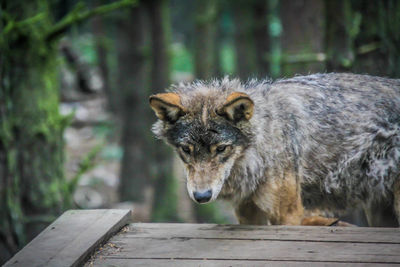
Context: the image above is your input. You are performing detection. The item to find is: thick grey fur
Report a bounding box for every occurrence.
[152,73,400,218]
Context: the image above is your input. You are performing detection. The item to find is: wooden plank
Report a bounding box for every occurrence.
[127,223,400,244]
[91,258,389,267]
[88,223,400,266]
[104,237,400,264]
[4,209,131,267]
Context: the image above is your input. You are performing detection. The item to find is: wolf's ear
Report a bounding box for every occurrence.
[217,92,254,123]
[149,93,187,123]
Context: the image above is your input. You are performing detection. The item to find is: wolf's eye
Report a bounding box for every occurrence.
[216,145,227,153]
[181,145,191,154]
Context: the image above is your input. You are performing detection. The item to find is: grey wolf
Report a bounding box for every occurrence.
[149,73,400,226]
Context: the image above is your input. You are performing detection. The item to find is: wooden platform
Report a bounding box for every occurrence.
[4,209,400,266]
[90,223,400,266]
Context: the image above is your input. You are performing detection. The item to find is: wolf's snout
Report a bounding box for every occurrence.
[193,190,212,203]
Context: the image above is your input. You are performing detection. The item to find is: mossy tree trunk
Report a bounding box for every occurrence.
[0,0,135,263]
[0,0,70,262]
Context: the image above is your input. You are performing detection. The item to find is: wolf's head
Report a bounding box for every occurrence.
[149,84,254,204]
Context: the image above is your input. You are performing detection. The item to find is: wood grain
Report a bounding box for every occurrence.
[126,223,400,243]
[4,209,131,267]
[105,237,400,263]
[92,258,390,267]
[88,223,400,266]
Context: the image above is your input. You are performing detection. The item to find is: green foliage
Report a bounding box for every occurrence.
[171,43,193,73]
[47,0,138,41]
[68,144,104,194]
[220,43,235,74]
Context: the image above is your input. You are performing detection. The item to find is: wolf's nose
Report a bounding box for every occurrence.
[193,190,212,203]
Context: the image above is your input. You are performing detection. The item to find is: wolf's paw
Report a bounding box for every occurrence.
[301,216,356,227]
[329,220,357,227]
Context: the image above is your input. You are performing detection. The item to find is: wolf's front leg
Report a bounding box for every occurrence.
[235,198,343,226]
[234,200,271,225]
[250,176,305,225]
[250,175,343,226]
[394,179,400,227]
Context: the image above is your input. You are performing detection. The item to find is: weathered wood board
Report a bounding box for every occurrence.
[90,223,400,266]
[89,259,391,267]
[127,223,400,243]
[4,209,131,267]
[4,211,399,267]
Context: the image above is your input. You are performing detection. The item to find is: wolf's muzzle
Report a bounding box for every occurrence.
[193,190,212,203]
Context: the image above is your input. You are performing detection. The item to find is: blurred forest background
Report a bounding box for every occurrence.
[1,0,400,263]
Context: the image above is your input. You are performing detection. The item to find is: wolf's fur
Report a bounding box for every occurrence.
[150,73,400,226]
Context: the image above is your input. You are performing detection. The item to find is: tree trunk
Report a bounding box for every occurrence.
[145,0,180,222]
[194,0,218,80]
[212,10,223,78]
[92,0,114,112]
[117,5,150,203]
[326,0,400,77]
[351,0,400,78]
[232,0,257,80]
[1,0,136,263]
[325,0,354,72]
[268,0,282,78]
[232,0,270,80]
[280,0,325,76]
[0,1,70,263]
[146,0,170,92]
[252,0,270,78]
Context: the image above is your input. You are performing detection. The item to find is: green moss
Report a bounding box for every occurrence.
[0,0,137,256]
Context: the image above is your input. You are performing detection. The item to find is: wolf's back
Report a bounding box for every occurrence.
[260,73,400,210]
